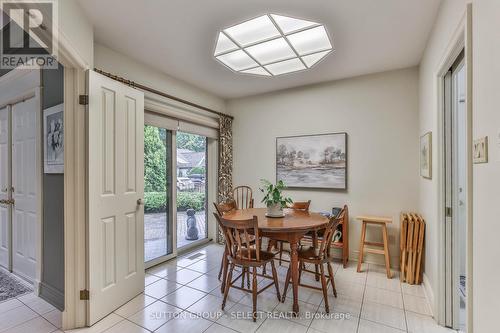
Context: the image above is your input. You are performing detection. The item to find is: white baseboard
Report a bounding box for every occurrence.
[422,273,435,317]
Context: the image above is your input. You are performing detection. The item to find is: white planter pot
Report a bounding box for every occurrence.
[267,203,283,217]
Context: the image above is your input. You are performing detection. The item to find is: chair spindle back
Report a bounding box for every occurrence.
[214,213,260,262]
[233,186,254,209]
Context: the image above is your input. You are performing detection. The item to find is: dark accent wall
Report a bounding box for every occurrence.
[39,65,65,310]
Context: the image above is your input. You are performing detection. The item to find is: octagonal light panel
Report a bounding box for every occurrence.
[214,14,333,76]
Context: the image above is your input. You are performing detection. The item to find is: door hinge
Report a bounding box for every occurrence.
[79,94,89,105]
[80,289,90,300]
[445,207,452,217]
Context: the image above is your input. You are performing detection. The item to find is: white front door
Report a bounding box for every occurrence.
[11,94,40,281]
[0,106,11,269]
[87,70,145,325]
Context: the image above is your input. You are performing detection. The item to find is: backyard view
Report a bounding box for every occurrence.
[144,126,207,262]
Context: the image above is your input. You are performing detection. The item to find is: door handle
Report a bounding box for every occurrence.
[0,199,14,205]
[137,198,144,206]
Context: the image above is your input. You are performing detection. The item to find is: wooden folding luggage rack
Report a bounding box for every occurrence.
[400,213,425,284]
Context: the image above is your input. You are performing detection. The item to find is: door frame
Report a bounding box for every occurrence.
[435,4,473,332]
[0,69,42,288]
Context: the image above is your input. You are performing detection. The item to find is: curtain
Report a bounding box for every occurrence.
[217,114,233,243]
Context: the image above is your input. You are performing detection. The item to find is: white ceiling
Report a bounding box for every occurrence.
[78,0,441,99]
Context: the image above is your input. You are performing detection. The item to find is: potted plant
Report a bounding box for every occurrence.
[259,179,293,217]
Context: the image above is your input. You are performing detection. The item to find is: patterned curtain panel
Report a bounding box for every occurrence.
[217,114,233,243]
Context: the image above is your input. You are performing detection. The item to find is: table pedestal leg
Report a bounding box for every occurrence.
[290,237,299,315]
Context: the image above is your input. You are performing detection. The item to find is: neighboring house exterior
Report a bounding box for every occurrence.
[177,148,206,177]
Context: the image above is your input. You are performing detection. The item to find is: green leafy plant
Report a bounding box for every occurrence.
[259,179,293,208]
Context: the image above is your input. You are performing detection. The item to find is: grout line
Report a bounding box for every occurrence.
[355,264,368,333]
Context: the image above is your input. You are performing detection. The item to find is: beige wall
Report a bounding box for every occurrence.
[227,68,419,267]
[417,0,469,315]
[472,0,500,331]
[94,44,226,113]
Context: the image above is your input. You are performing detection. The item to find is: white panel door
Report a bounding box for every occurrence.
[87,71,145,325]
[11,95,40,281]
[0,106,11,269]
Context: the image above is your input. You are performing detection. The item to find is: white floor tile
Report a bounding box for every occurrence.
[162,286,207,309]
[319,294,362,317]
[358,319,405,333]
[333,277,365,301]
[403,293,432,316]
[65,313,123,333]
[0,298,24,313]
[127,300,182,331]
[0,305,38,331]
[154,311,212,333]
[238,289,280,312]
[146,263,180,278]
[187,274,221,293]
[402,283,427,297]
[145,274,161,286]
[216,303,266,333]
[209,285,246,304]
[256,318,308,333]
[309,311,359,333]
[273,299,319,327]
[285,286,325,306]
[42,310,62,329]
[361,301,406,331]
[175,257,203,268]
[188,259,220,274]
[187,294,235,321]
[204,323,239,333]
[114,294,156,318]
[22,297,57,315]
[406,311,456,333]
[144,279,182,299]
[364,286,403,309]
[101,319,148,333]
[2,316,57,333]
[165,268,203,284]
[366,273,402,292]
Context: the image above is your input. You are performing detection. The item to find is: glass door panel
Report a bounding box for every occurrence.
[176,132,208,249]
[144,125,173,262]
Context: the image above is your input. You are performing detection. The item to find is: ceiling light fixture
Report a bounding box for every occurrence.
[214,14,333,76]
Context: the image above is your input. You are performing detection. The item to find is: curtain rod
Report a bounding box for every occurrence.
[94,68,233,120]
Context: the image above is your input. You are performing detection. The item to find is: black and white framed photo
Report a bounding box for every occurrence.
[44,104,64,174]
[276,132,347,190]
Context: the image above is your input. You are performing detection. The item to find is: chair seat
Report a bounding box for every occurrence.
[233,248,275,263]
[297,246,322,260]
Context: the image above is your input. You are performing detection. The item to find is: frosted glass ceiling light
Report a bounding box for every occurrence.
[214,14,333,76]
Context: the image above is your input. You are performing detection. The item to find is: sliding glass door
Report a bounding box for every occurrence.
[144,124,173,263]
[176,132,208,249]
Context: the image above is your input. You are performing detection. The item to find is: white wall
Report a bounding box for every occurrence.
[417,0,469,315]
[228,68,419,266]
[94,44,226,113]
[472,1,500,331]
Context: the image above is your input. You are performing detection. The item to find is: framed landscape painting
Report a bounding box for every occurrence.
[276,133,347,189]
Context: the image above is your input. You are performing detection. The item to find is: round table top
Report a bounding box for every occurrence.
[222,207,329,232]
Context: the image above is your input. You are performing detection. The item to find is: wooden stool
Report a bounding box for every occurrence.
[356,215,392,278]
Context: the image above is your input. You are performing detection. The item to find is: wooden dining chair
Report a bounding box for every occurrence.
[269,201,311,266]
[214,200,255,292]
[282,214,341,313]
[233,185,254,209]
[214,213,281,321]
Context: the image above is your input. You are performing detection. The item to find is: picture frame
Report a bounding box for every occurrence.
[420,132,432,179]
[276,132,347,190]
[44,103,64,174]
[473,136,488,164]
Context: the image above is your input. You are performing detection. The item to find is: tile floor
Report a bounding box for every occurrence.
[0,243,457,333]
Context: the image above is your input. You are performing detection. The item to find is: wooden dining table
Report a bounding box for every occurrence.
[221,207,329,314]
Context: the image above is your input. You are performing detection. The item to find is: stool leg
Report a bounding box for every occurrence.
[382,224,392,278]
[357,221,367,273]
